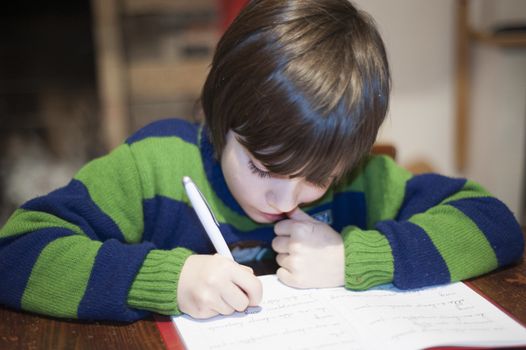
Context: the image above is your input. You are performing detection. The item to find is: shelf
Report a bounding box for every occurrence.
[471,31,526,47]
[92,0,219,149]
[455,0,526,171]
[128,59,211,102]
[122,0,216,15]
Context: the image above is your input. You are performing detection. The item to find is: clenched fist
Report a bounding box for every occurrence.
[272,208,344,288]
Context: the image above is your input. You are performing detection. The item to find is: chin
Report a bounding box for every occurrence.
[248,213,272,224]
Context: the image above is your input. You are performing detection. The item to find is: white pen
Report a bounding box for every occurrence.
[182,176,234,260]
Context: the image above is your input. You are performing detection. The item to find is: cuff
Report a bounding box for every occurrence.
[342,226,394,290]
[128,247,193,315]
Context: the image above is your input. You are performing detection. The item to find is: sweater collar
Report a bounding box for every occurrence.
[199,125,246,216]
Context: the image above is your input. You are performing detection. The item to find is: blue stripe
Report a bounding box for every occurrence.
[397,174,466,221]
[142,191,369,256]
[142,196,276,254]
[448,197,524,266]
[78,239,154,321]
[376,220,450,289]
[308,191,366,231]
[200,126,246,215]
[126,118,199,145]
[143,196,216,253]
[0,228,72,309]
[21,180,125,242]
[332,191,366,231]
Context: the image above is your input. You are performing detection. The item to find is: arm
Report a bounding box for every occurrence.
[272,155,523,291]
[343,155,524,290]
[0,134,262,321]
[0,144,191,321]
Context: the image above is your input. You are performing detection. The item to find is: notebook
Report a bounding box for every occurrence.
[163,275,526,350]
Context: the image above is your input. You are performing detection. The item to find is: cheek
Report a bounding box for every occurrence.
[225,159,261,199]
[241,175,268,199]
[301,187,328,204]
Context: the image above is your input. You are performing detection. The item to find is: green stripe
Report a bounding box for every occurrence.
[342,227,394,290]
[21,235,101,318]
[75,144,144,243]
[130,137,265,232]
[342,156,412,229]
[129,137,196,201]
[409,205,498,281]
[0,209,83,239]
[441,179,492,205]
[128,248,193,315]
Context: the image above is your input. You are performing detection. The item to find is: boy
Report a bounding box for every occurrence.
[0,0,523,322]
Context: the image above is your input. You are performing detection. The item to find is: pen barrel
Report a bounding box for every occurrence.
[201,224,233,260]
[183,177,234,260]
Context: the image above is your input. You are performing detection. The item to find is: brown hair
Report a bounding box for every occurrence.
[202,0,390,186]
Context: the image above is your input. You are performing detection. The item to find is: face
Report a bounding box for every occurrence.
[221,131,333,223]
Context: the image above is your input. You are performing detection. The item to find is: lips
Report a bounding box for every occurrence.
[260,211,286,222]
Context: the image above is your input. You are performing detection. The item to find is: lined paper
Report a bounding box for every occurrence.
[172,275,526,350]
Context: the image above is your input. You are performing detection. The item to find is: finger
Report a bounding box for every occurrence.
[274,219,296,236]
[287,207,315,222]
[272,236,290,253]
[221,283,250,312]
[231,267,263,306]
[275,253,292,270]
[276,253,301,273]
[240,264,254,274]
[276,267,300,288]
[212,297,236,316]
[188,301,221,319]
[191,308,218,319]
[275,220,314,241]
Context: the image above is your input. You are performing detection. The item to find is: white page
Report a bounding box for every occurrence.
[172,275,526,350]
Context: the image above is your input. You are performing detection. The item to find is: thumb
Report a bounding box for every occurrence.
[287,207,315,222]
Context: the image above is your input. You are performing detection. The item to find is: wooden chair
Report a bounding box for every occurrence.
[372,143,436,174]
[371,144,397,160]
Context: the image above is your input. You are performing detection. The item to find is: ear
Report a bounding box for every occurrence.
[287,208,316,222]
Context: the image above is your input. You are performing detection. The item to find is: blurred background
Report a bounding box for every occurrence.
[0,0,524,225]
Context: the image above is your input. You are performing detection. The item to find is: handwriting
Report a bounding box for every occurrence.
[173,276,526,350]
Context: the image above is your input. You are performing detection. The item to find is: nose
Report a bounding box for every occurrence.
[265,179,300,213]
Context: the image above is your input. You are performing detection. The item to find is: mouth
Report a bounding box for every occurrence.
[259,211,286,222]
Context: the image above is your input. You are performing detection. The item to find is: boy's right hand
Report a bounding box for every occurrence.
[177,254,262,319]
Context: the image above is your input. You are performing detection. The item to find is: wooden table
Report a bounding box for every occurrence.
[1,230,525,350]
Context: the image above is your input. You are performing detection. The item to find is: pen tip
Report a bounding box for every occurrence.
[182,176,191,184]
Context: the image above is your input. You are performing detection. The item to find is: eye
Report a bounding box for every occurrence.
[248,160,272,179]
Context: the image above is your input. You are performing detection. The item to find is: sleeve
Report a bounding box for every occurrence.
[0,144,192,321]
[341,155,525,291]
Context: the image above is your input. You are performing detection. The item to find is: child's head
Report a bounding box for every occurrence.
[202,0,389,219]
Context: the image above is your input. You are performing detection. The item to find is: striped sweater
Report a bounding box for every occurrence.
[0,119,523,322]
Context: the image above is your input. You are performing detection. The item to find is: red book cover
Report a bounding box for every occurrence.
[155,314,185,350]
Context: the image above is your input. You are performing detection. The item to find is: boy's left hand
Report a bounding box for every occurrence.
[272,208,344,289]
